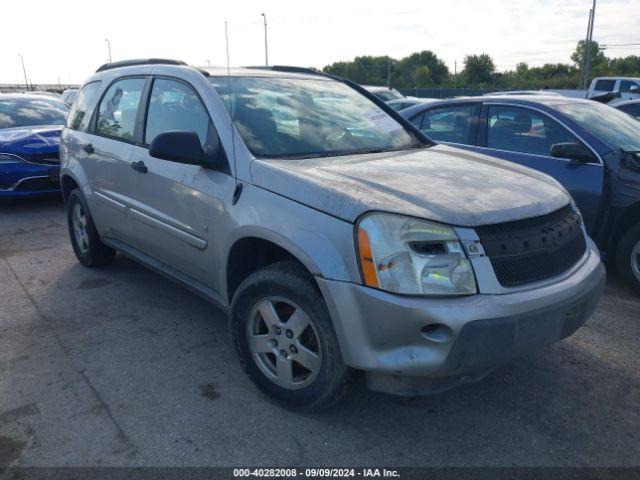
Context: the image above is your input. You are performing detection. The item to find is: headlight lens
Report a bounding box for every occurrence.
[357,212,477,295]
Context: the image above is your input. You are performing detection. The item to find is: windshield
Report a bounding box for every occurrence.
[555,101,640,152]
[0,97,69,129]
[210,76,421,158]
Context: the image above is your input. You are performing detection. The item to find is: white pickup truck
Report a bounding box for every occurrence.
[588,77,640,103]
[550,77,640,104]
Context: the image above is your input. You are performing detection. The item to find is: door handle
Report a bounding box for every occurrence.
[130,160,148,174]
[83,143,94,154]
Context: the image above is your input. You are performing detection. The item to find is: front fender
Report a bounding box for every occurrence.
[219,183,362,298]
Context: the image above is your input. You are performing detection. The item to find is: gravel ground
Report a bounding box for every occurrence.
[0,196,638,467]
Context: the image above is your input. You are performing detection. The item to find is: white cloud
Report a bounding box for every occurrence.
[1,0,638,84]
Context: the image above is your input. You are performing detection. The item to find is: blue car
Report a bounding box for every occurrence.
[0,93,69,197]
[401,95,640,294]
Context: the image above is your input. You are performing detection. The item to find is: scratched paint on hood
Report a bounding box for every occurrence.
[0,126,62,155]
[250,144,571,226]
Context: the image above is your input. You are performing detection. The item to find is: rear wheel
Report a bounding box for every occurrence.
[67,189,116,267]
[616,222,640,295]
[230,261,354,411]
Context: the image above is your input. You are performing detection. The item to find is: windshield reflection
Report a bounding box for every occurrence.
[210,76,422,158]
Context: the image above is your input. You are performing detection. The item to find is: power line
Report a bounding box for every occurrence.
[601,42,640,47]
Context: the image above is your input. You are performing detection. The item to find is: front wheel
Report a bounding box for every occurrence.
[616,222,640,296]
[230,261,354,411]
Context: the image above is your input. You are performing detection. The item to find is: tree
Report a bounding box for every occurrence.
[571,40,609,76]
[320,45,634,92]
[394,51,449,87]
[515,62,529,78]
[609,56,640,76]
[462,54,496,86]
[323,55,391,85]
[411,65,431,87]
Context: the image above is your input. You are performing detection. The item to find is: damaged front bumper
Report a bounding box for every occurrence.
[316,239,606,396]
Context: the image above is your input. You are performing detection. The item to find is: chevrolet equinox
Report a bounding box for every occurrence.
[60,59,606,410]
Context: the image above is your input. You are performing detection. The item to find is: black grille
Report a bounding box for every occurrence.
[476,205,586,287]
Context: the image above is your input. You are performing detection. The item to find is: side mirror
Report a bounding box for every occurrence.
[149,131,212,166]
[630,85,640,94]
[550,142,596,163]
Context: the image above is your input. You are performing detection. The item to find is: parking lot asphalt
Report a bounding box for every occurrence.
[0,196,639,467]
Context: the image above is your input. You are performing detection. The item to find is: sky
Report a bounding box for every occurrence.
[2,0,639,85]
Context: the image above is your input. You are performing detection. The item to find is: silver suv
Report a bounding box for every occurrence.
[60,59,606,410]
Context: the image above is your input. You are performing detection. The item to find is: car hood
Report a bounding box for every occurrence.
[250,144,571,226]
[0,126,62,155]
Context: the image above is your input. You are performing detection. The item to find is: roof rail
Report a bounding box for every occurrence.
[95,58,187,73]
[245,65,322,76]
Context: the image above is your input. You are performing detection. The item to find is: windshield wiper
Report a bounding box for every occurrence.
[257,144,426,160]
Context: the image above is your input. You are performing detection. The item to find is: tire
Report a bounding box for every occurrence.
[615,222,640,296]
[230,261,354,411]
[67,189,116,267]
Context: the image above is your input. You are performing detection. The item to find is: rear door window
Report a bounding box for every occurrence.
[420,104,477,145]
[95,78,145,141]
[486,105,581,157]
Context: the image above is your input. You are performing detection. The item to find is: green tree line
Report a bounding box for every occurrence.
[322,41,640,90]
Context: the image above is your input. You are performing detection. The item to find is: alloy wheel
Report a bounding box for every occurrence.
[72,203,90,254]
[247,296,322,390]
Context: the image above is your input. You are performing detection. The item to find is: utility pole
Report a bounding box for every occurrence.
[261,13,269,66]
[581,0,597,89]
[105,38,112,63]
[454,60,457,89]
[18,54,29,91]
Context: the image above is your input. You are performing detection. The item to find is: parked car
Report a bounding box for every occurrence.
[0,93,69,197]
[60,60,605,410]
[362,85,404,101]
[588,77,640,103]
[28,91,63,98]
[401,95,640,293]
[616,99,640,120]
[387,97,437,111]
[61,88,79,106]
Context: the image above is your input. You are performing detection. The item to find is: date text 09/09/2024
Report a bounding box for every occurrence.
[233,468,400,478]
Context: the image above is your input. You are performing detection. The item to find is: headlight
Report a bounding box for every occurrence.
[356,212,477,295]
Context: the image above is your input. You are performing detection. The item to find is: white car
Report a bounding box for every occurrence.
[362,85,404,102]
